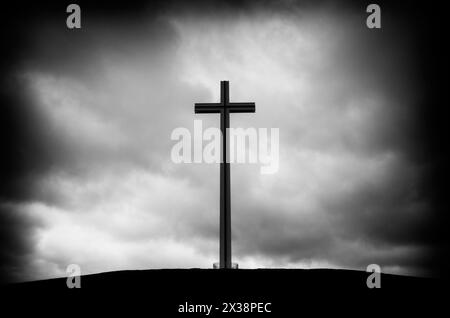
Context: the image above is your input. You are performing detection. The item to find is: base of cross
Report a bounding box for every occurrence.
[213,263,239,269]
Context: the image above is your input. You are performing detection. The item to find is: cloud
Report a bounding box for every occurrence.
[3,170,216,281]
[0,1,438,281]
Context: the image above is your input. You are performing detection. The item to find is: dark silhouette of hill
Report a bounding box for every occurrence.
[1,268,446,316]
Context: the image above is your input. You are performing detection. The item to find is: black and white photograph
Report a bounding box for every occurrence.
[0,0,448,315]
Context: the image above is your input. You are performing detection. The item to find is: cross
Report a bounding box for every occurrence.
[195,81,255,269]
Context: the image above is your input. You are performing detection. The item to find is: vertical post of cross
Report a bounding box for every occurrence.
[220,81,231,268]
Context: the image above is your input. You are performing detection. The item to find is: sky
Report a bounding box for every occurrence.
[0,1,448,282]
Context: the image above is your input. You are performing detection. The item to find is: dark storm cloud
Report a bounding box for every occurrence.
[231,161,431,256]
[1,0,447,281]
[6,6,189,184]
[0,0,178,282]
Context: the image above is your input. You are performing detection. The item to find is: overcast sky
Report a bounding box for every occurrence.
[0,1,444,282]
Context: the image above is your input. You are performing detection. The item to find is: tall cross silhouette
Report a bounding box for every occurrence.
[195,81,255,269]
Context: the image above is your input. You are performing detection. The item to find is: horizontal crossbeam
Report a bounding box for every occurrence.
[194,102,255,114]
[194,103,222,113]
[228,103,255,113]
